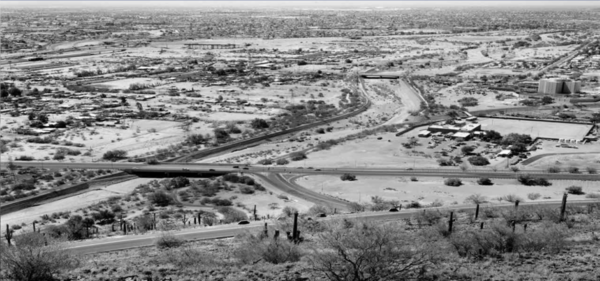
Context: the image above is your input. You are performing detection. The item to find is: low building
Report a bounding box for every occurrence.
[418,130,431,137]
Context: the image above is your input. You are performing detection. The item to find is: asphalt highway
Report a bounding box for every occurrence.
[64,199,600,255]
[7,161,600,181]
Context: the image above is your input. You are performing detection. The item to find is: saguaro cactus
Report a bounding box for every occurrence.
[448,212,454,233]
[292,212,299,242]
[560,193,568,222]
[5,224,13,246]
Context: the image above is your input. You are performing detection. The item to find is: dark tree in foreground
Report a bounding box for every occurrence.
[0,232,79,281]
[307,220,438,281]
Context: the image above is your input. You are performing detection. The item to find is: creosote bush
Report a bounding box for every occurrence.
[444,178,462,186]
[566,186,584,195]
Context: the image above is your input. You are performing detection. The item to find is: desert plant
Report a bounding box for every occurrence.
[1,232,79,280]
[586,167,597,174]
[547,166,561,173]
[468,156,490,166]
[307,220,437,280]
[527,193,542,200]
[585,193,600,199]
[444,178,462,186]
[340,173,357,181]
[276,158,289,165]
[477,178,493,185]
[155,232,184,249]
[567,166,580,174]
[464,194,487,205]
[565,186,584,195]
[502,194,524,203]
[282,206,299,217]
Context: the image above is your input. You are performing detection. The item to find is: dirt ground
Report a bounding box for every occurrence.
[295,175,600,206]
[0,178,157,226]
[478,117,593,141]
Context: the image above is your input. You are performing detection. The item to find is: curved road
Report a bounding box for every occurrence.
[63,199,599,255]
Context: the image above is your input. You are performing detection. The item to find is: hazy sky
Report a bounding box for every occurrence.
[3,1,600,9]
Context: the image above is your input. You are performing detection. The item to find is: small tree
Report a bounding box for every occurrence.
[567,166,580,174]
[276,158,289,165]
[461,146,475,155]
[464,194,487,204]
[307,220,436,280]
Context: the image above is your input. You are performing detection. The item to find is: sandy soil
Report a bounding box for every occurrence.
[478,117,593,140]
[295,175,600,206]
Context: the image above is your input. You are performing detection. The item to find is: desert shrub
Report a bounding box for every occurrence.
[102,150,127,161]
[53,153,66,160]
[567,166,580,174]
[449,222,568,258]
[468,156,490,166]
[257,158,273,165]
[340,173,357,181]
[410,176,418,181]
[444,178,462,186]
[586,167,597,174]
[307,205,330,215]
[16,155,35,161]
[276,158,289,165]
[585,193,600,199]
[255,184,266,192]
[477,178,493,185]
[289,151,307,161]
[412,210,444,226]
[527,193,542,200]
[307,220,436,280]
[155,232,184,249]
[438,158,454,166]
[464,194,487,205]
[458,97,478,107]
[239,186,255,194]
[234,232,303,264]
[218,206,248,223]
[502,194,524,203]
[282,206,299,217]
[565,186,584,195]
[149,190,174,207]
[517,174,551,186]
[1,232,79,280]
[547,166,561,173]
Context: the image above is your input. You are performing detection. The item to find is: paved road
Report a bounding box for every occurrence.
[7,161,600,181]
[64,199,599,255]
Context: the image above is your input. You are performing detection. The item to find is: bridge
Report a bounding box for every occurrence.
[184,43,237,50]
[359,74,400,79]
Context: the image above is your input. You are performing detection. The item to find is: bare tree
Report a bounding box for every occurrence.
[1,232,79,281]
[307,220,436,281]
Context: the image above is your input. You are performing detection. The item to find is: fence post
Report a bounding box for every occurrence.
[33,221,36,233]
[523,223,528,233]
[274,230,280,240]
[514,200,519,211]
[512,221,516,233]
[560,193,568,222]
[153,212,157,230]
[253,205,257,221]
[448,212,454,233]
[480,222,484,230]
[292,212,299,242]
[475,204,480,220]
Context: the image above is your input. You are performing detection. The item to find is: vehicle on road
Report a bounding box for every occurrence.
[315,168,321,171]
[238,220,250,225]
[242,167,249,170]
[182,168,190,171]
[208,169,216,172]
[233,165,239,168]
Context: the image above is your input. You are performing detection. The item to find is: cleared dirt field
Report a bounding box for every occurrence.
[478,118,593,140]
[295,175,600,206]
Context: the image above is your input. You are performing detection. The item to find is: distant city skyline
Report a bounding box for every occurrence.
[3,1,600,9]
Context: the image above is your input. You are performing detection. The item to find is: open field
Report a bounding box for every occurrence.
[478,118,593,140]
[295,174,600,206]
